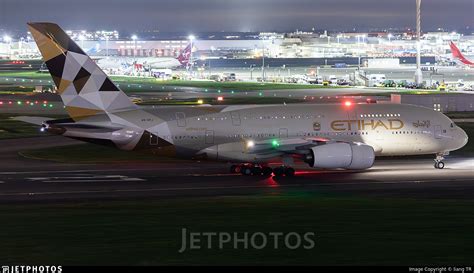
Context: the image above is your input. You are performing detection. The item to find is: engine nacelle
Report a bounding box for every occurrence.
[306,143,375,170]
[199,142,280,163]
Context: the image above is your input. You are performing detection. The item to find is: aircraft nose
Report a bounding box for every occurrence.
[457,127,468,149]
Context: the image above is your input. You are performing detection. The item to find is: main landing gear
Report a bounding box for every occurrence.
[230,164,295,177]
[434,153,445,169]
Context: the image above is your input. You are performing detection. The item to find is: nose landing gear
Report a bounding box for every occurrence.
[434,154,445,169]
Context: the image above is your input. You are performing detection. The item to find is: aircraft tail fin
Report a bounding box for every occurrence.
[449,41,474,66]
[27,22,137,121]
[177,43,192,66]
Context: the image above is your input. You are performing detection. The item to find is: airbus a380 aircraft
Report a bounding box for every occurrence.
[22,22,468,176]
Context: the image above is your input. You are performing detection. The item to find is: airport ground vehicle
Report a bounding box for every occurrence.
[151,69,173,79]
[382,80,396,88]
[129,96,143,104]
[336,79,350,86]
[368,74,387,87]
[328,75,338,84]
[21,23,468,176]
[437,83,447,91]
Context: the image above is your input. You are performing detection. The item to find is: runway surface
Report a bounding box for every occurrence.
[0,136,472,203]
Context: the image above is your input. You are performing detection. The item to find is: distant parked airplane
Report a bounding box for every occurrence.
[449,41,474,68]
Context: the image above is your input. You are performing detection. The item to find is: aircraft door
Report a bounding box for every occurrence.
[176,112,186,127]
[231,111,241,126]
[205,130,214,144]
[279,128,288,139]
[433,125,442,139]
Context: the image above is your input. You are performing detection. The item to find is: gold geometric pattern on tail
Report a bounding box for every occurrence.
[65,106,104,121]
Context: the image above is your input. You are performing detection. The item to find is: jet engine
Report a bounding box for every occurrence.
[305,143,375,170]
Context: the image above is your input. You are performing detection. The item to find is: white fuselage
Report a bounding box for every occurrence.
[97,56,181,70]
[135,103,468,160]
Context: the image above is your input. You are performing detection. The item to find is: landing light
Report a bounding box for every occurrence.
[217,96,224,102]
[197,99,204,104]
[246,140,255,148]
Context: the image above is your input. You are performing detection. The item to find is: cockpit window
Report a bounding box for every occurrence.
[450,123,454,128]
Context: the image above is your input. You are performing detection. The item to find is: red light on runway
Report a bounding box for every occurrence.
[344,101,352,107]
[263,176,279,188]
[217,96,224,102]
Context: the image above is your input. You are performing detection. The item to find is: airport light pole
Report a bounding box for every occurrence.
[19,37,23,56]
[3,35,12,59]
[414,0,423,86]
[131,35,137,58]
[78,35,85,50]
[262,41,266,82]
[105,36,109,57]
[250,64,255,81]
[131,35,138,76]
[188,35,195,77]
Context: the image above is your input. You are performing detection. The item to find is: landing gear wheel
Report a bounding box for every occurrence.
[437,161,445,169]
[230,165,238,173]
[241,166,252,176]
[285,167,295,177]
[273,167,285,177]
[252,166,263,175]
[262,167,273,177]
[434,153,446,169]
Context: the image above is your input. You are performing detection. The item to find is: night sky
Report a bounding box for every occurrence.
[1,0,473,32]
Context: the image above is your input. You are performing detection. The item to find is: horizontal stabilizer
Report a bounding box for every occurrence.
[13,116,50,125]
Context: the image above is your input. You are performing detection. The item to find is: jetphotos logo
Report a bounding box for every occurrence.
[1,266,62,273]
[179,228,316,253]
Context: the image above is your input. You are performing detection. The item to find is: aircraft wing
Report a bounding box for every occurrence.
[14,116,124,133]
[201,137,375,170]
[247,137,330,155]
